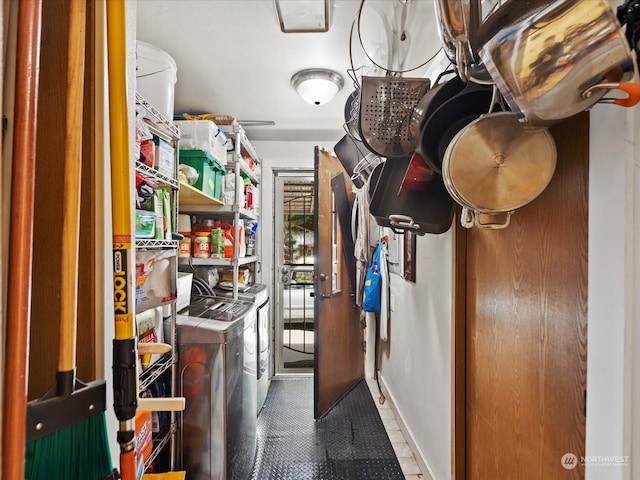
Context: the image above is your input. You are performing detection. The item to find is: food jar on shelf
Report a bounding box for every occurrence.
[193,231,211,258]
[178,232,192,258]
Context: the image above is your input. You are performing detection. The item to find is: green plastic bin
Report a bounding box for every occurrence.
[179,149,224,199]
[212,161,226,200]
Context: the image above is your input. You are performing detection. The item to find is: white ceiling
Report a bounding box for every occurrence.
[135,0,445,143]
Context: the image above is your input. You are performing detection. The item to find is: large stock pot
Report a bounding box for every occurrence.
[442,111,556,229]
[479,0,637,126]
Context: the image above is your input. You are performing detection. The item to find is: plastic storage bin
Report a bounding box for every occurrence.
[174,120,228,164]
[179,149,225,199]
[135,209,156,238]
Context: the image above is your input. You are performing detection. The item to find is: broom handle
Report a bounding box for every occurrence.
[106,2,138,478]
[2,1,42,479]
[57,0,86,387]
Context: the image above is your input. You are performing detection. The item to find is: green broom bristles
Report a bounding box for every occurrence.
[25,413,113,480]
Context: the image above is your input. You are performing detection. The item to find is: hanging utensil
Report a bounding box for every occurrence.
[357,0,442,75]
[359,75,431,158]
[356,0,440,159]
[434,0,481,82]
[442,111,557,229]
[408,69,458,154]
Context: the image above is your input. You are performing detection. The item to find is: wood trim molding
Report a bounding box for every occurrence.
[452,208,467,480]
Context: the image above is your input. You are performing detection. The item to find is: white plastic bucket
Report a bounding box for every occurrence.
[136,40,177,121]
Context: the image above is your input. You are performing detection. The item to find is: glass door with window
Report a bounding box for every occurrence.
[274,173,316,374]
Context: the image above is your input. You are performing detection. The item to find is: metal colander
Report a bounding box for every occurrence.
[359,76,430,158]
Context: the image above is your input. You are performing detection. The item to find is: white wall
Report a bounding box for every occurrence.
[587,103,639,479]
[380,232,453,480]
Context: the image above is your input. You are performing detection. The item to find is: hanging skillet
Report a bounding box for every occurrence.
[442,111,557,229]
[419,79,496,174]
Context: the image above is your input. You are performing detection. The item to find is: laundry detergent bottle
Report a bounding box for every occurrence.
[215,221,235,258]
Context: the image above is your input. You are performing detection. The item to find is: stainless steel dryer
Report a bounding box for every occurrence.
[214,284,270,414]
[175,296,257,480]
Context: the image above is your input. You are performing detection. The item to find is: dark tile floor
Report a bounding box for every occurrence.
[250,377,405,480]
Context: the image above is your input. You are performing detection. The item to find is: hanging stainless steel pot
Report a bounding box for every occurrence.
[434,0,481,82]
[479,0,638,126]
[442,111,557,229]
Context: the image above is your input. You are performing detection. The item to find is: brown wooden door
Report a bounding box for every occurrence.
[456,113,589,479]
[314,147,364,418]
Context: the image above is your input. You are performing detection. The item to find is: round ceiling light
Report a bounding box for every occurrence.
[291,68,344,106]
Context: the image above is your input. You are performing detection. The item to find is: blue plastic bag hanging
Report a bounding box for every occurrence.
[362,242,384,313]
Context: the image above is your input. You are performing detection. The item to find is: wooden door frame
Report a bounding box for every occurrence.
[452,212,467,480]
[272,169,315,375]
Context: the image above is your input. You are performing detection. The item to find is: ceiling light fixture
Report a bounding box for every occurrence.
[291,68,344,106]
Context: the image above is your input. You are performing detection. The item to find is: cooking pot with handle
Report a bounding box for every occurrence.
[434,0,481,81]
[442,111,557,229]
[479,0,638,126]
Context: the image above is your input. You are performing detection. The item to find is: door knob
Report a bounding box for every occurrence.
[319,273,328,281]
[320,292,331,300]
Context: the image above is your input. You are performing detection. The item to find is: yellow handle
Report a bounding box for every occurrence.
[107,0,135,341]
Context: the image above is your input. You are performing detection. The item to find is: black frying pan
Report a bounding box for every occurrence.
[411,71,464,152]
[420,80,496,174]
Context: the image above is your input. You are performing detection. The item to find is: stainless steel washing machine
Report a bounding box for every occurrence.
[175,296,257,480]
[214,284,270,415]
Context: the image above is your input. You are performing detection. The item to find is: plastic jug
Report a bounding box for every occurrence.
[215,221,236,258]
[213,221,246,258]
